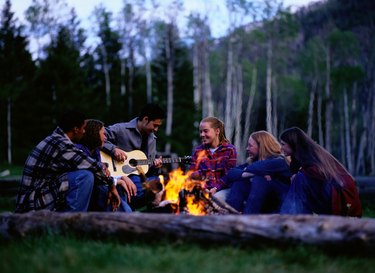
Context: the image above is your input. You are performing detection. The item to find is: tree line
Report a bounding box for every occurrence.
[1,0,375,176]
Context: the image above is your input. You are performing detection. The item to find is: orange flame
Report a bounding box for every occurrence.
[161,168,208,215]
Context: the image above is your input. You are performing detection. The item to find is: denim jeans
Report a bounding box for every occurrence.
[65,170,94,212]
[280,172,332,215]
[226,178,251,212]
[92,184,132,212]
[243,176,289,214]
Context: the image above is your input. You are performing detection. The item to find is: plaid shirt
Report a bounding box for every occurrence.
[15,127,113,213]
[189,141,237,191]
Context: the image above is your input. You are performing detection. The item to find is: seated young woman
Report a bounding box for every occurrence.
[188,117,237,201]
[279,127,362,217]
[76,119,136,212]
[226,130,291,214]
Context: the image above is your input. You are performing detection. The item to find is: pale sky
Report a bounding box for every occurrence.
[10,0,317,36]
[8,0,317,53]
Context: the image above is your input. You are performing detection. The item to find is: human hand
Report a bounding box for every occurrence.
[117,176,137,202]
[209,187,217,195]
[113,148,127,162]
[153,156,163,168]
[102,163,110,177]
[107,184,121,211]
[242,171,254,178]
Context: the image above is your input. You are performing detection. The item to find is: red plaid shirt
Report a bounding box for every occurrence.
[189,141,237,191]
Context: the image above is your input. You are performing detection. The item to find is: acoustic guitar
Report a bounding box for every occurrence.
[100,150,191,177]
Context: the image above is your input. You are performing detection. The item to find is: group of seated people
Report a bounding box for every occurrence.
[14,104,362,217]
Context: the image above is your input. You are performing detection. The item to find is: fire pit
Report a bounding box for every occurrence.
[144,168,240,215]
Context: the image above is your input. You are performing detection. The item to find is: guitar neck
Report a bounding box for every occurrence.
[137,157,185,166]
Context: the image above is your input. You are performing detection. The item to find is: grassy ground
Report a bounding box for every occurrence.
[1,163,375,273]
[1,235,375,273]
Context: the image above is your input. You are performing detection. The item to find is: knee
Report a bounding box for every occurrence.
[71,170,94,190]
[79,170,94,184]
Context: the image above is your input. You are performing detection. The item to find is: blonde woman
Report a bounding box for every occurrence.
[226,131,291,214]
[189,117,237,200]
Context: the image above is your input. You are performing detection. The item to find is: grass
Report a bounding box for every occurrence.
[1,235,374,273]
[1,163,375,273]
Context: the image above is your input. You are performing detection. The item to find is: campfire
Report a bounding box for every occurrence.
[144,168,240,215]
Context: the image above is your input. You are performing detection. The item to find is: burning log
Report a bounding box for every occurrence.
[144,176,240,215]
[0,211,374,251]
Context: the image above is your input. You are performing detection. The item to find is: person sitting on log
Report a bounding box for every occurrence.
[188,116,237,201]
[75,119,136,212]
[101,103,166,211]
[15,110,121,213]
[225,131,291,214]
[279,127,362,217]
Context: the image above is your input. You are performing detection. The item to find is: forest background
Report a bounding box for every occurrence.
[1,0,375,177]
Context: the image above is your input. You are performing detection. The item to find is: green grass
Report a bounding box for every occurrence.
[1,163,375,273]
[0,162,23,178]
[0,235,374,273]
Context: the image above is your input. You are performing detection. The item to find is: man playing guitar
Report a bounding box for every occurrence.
[101,103,166,210]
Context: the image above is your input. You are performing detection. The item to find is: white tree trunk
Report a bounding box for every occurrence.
[203,37,213,117]
[307,79,317,137]
[266,40,273,134]
[234,64,243,159]
[241,67,257,160]
[120,59,126,96]
[193,42,201,109]
[100,45,111,107]
[225,39,234,141]
[145,57,152,103]
[325,46,332,152]
[271,76,277,136]
[128,45,135,116]
[164,24,174,154]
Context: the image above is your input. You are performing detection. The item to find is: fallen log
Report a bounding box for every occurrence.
[1,211,375,251]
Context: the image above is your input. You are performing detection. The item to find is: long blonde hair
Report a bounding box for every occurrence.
[250,130,282,161]
[201,116,229,144]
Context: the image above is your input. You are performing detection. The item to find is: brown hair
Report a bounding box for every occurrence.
[279,126,350,182]
[79,119,104,150]
[250,130,282,161]
[201,117,229,144]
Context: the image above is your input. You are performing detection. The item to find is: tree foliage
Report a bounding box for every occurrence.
[1,0,375,175]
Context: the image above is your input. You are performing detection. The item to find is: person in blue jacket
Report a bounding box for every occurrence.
[76,119,135,212]
[226,131,291,214]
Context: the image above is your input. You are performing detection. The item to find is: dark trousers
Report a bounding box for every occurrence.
[280,173,332,215]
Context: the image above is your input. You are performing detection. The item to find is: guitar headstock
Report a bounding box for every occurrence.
[181,156,192,164]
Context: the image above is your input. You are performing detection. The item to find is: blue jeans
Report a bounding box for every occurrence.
[226,178,251,212]
[66,170,132,212]
[92,184,132,212]
[65,170,94,212]
[243,176,289,214]
[280,173,332,215]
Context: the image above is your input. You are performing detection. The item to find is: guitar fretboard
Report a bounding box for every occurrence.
[135,157,188,165]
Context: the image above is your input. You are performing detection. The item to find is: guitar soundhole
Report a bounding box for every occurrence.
[129,159,138,167]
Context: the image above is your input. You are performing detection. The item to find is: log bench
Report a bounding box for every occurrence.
[0,211,374,252]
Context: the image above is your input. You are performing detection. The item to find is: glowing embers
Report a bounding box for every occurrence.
[154,168,238,215]
[159,168,208,215]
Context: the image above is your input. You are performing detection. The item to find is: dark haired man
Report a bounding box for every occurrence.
[15,110,121,213]
[102,103,166,210]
